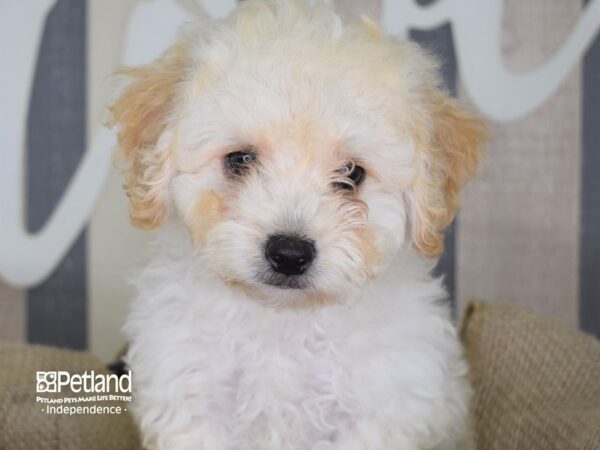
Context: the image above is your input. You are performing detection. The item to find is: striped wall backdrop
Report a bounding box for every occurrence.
[0,0,598,362]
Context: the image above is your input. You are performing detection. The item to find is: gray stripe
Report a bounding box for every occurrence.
[0,283,25,342]
[409,24,458,308]
[580,1,600,337]
[27,0,87,350]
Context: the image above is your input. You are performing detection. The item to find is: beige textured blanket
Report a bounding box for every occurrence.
[461,301,600,450]
[1,301,599,449]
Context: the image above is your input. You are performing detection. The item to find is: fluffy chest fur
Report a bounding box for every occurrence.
[124,230,471,450]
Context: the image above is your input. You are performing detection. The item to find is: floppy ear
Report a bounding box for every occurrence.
[410,92,487,258]
[109,43,189,229]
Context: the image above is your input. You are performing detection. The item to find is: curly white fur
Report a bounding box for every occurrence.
[125,225,472,450]
[113,1,485,449]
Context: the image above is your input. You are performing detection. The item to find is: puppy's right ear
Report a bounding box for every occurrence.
[109,43,189,229]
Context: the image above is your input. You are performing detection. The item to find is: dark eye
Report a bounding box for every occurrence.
[334,162,366,191]
[224,150,256,176]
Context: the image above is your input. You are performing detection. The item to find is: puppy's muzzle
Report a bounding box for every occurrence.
[265,235,316,276]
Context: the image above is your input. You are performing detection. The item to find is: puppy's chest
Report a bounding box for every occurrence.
[214,317,340,400]
[193,311,350,433]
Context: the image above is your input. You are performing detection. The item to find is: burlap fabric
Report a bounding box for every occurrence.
[461,301,600,450]
[0,342,141,450]
[2,304,599,449]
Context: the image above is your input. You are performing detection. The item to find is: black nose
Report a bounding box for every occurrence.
[265,235,316,276]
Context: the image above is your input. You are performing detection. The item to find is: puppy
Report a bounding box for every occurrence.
[110,1,485,449]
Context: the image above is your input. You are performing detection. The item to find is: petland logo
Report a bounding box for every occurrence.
[36,370,131,394]
[36,371,132,415]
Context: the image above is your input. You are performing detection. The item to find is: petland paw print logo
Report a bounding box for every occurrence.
[35,370,131,394]
[35,370,132,415]
[36,371,62,393]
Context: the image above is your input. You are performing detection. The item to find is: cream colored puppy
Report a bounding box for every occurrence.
[110,1,486,449]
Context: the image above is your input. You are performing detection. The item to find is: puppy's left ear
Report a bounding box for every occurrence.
[409,92,487,258]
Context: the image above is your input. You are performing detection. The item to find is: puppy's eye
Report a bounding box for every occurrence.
[333,162,366,191]
[224,150,256,176]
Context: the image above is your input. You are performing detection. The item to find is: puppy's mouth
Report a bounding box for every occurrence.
[258,272,312,290]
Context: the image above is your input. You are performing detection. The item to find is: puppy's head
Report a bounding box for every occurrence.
[110,0,486,307]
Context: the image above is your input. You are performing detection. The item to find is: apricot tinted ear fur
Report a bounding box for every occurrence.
[109,44,189,229]
[411,93,487,258]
